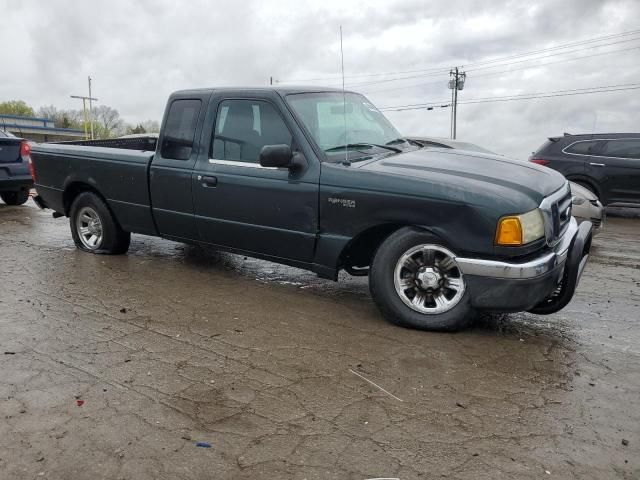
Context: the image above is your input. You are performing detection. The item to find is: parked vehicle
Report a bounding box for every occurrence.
[0,130,33,205]
[407,136,605,234]
[31,87,592,331]
[570,182,605,233]
[529,133,640,206]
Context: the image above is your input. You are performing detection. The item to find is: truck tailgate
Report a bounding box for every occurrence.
[31,143,157,235]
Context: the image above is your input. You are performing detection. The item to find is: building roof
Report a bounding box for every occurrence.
[0,114,84,138]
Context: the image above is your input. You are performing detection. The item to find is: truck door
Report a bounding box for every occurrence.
[192,93,320,263]
[149,96,206,240]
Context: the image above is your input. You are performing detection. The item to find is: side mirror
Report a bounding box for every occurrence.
[259,144,293,168]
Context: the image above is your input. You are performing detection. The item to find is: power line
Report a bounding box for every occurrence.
[280,40,639,92]
[277,28,640,84]
[379,82,640,109]
[379,83,640,111]
[363,45,640,95]
[469,45,640,79]
[350,37,640,88]
[455,29,640,69]
[464,36,640,73]
[459,86,640,104]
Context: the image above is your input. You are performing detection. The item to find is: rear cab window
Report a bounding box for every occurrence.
[160,99,202,160]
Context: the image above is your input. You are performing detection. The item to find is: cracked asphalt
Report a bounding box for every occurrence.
[1,202,639,480]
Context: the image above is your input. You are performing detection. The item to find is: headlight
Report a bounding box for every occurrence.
[495,208,545,246]
[572,195,586,205]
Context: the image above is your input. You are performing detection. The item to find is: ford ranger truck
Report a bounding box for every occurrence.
[30,87,592,331]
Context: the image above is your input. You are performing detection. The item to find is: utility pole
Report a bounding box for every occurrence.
[448,67,466,139]
[71,77,98,140]
[270,76,273,85]
[71,91,98,140]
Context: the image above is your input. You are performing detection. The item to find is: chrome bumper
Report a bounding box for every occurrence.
[455,217,578,280]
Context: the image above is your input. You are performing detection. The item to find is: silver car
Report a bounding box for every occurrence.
[570,182,605,235]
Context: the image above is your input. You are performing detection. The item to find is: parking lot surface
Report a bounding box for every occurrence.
[1,202,639,479]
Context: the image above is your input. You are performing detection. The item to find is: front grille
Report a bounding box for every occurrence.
[591,217,602,228]
[540,183,572,246]
[554,190,572,237]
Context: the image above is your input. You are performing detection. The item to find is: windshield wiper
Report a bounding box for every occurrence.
[325,143,402,154]
[385,138,410,146]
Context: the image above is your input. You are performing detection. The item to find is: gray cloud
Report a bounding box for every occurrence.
[1,0,638,158]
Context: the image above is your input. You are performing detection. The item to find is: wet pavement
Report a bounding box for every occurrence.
[1,201,639,480]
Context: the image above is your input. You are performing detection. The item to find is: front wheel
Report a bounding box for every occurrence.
[369,228,474,331]
[69,192,130,254]
[1,190,30,206]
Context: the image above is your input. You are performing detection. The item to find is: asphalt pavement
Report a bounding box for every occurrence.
[1,201,638,479]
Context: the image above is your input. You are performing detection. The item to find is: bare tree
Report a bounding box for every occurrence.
[38,105,83,129]
[94,105,123,138]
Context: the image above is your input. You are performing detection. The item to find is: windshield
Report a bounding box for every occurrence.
[286,92,404,160]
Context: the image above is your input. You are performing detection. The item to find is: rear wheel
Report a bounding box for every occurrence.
[1,190,30,206]
[369,228,474,331]
[69,192,130,254]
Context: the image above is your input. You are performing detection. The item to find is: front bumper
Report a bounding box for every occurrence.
[454,218,592,313]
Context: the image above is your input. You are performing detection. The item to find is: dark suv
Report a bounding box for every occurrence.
[530,133,640,206]
[0,130,33,205]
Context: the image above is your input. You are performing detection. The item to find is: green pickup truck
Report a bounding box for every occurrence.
[31,87,592,331]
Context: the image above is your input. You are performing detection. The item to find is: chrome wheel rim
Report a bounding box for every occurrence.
[76,207,103,250]
[393,244,465,314]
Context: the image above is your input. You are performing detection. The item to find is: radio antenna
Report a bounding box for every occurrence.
[340,25,348,165]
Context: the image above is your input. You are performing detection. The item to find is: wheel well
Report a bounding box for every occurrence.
[62,182,105,216]
[339,224,408,272]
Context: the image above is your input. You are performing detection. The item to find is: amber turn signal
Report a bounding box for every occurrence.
[496,217,523,246]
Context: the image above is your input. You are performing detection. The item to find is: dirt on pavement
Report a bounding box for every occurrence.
[1,202,639,479]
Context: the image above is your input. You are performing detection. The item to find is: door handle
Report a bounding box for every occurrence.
[589,162,606,167]
[198,175,218,187]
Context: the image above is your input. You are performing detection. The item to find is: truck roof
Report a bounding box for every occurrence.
[171,86,351,96]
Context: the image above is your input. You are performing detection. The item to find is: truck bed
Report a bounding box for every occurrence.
[31,143,157,235]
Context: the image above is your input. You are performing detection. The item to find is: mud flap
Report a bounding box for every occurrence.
[528,221,593,315]
[32,195,47,210]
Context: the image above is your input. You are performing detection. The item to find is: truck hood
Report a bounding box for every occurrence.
[354,147,566,204]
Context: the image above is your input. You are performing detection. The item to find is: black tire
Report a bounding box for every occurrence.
[69,192,130,254]
[1,190,30,206]
[369,227,474,331]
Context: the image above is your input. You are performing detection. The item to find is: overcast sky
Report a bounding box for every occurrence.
[1,0,638,158]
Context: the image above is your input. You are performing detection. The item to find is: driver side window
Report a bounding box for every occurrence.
[211,99,292,163]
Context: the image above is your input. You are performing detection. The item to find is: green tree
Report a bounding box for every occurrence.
[0,100,35,117]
